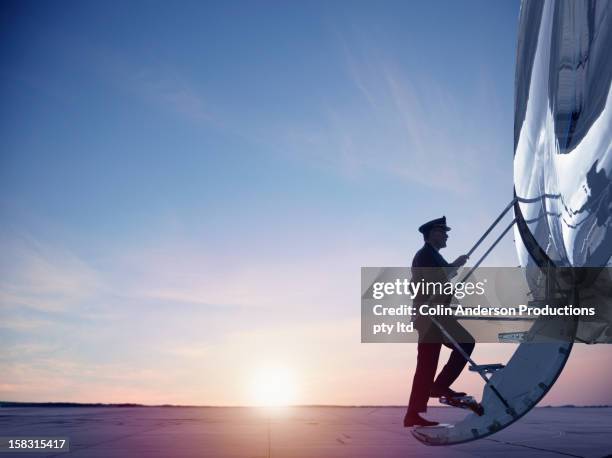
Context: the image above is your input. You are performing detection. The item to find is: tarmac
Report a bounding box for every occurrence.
[1,406,611,457]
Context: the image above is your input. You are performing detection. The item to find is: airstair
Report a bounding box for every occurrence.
[412,197,578,445]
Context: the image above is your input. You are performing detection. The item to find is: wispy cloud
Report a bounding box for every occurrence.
[93,48,214,127]
[262,36,509,198]
[131,68,212,124]
[0,233,104,313]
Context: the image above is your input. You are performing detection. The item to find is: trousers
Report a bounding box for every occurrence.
[407,316,475,414]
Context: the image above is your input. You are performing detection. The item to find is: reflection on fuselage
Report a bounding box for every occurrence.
[514,0,612,268]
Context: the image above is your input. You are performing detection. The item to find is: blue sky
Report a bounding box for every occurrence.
[3,0,609,406]
[2,0,519,250]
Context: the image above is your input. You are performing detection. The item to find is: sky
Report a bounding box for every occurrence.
[1,0,611,406]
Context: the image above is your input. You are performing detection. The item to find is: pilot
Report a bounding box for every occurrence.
[404,216,476,427]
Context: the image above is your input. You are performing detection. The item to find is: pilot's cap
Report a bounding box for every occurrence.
[418,216,451,235]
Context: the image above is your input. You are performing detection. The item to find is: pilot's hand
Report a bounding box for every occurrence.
[453,255,469,267]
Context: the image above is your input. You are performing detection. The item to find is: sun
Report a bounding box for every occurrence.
[251,367,297,407]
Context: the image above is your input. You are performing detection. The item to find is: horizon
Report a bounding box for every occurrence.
[4,401,612,408]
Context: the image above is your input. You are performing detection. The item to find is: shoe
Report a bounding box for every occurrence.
[403,412,439,427]
[430,387,467,398]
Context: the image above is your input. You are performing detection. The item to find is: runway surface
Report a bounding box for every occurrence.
[1,406,610,457]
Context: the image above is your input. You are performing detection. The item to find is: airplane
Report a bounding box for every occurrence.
[413,0,612,445]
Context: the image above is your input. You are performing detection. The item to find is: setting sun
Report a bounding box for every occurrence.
[251,367,297,407]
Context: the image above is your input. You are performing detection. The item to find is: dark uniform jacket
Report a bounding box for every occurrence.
[411,242,456,312]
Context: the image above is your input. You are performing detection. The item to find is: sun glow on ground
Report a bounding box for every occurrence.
[251,367,297,407]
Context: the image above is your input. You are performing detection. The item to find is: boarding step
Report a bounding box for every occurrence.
[498,331,528,343]
[469,363,505,374]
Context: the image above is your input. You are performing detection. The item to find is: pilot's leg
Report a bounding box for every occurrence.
[407,318,442,415]
[407,341,442,414]
[431,317,475,394]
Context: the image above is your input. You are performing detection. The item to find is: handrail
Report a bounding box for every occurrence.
[460,219,516,283]
[467,197,517,257]
[430,316,514,413]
